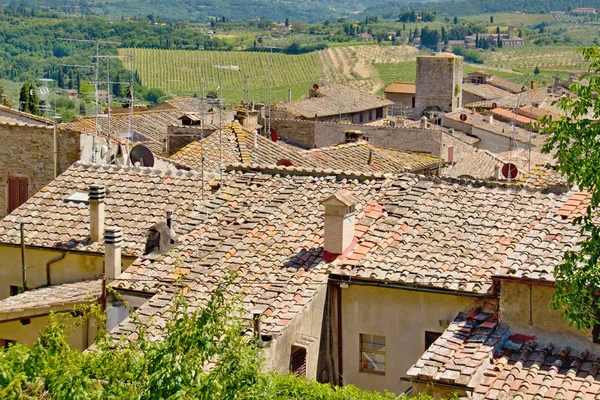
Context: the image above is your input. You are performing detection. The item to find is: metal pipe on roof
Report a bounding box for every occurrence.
[46,252,66,286]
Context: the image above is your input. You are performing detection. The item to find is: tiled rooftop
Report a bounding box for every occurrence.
[517,164,568,189]
[496,190,588,283]
[0,162,216,257]
[109,169,569,342]
[275,84,394,119]
[0,280,101,318]
[384,82,416,95]
[462,83,511,100]
[409,307,600,400]
[171,123,442,174]
[62,109,220,155]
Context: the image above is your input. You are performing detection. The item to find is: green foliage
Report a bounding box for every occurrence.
[18,82,41,115]
[452,46,484,63]
[541,45,600,330]
[533,65,540,74]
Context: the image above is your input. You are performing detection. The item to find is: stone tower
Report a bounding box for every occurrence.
[415,53,464,117]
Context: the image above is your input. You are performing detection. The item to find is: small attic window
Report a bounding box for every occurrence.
[65,191,89,204]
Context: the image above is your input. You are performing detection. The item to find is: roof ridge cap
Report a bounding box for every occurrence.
[226,163,392,180]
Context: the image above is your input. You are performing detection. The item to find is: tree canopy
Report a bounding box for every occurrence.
[542,45,600,331]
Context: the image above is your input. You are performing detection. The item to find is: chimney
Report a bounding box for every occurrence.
[488,115,494,124]
[321,190,359,255]
[530,80,535,90]
[420,116,429,129]
[104,227,122,281]
[89,184,106,243]
[447,145,454,163]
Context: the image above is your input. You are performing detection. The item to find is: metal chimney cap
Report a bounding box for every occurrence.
[104,227,123,245]
[89,184,106,201]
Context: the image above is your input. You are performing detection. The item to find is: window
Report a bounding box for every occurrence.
[360,333,385,374]
[9,286,22,296]
[8,176,28,213]
[368,110,373,121]
[376,107,383,119]
[359,112,364,123]
[0,339,15,348]
[412,97,416,108]
[290,346,307,376]
[425,331,442,350]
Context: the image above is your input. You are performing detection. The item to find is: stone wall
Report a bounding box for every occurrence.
[269,119,443,156]
[166,126,217,156]
[415,55,464,117]
[0,124,80,218]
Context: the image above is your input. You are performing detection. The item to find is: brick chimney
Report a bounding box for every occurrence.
[104,227,122,281]
[321,190,358,255]
[89,185,106,243]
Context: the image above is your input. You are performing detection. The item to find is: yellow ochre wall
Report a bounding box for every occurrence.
[0,245,135,299]
[0,312,98,351]
[341,284,478,394]
[499,281,600,350]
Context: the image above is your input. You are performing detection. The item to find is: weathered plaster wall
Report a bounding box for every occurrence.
[0,313,97,351]
[0,124,80,218]
[0,246,135,300]
[340,284,478,394]
[166,126,217,156]
[262,283,328,379]
[499,282,599,350]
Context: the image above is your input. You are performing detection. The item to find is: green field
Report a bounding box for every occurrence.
[121,48,321,103]
[485,46,587,71]
[463,13,554,26]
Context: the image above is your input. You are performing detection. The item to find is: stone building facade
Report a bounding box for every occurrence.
[415,53,464,118]
[0,122,80,218]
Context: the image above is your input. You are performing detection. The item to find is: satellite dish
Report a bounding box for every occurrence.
[460,113,468,122]
[130,144,155,167]
[389,120,396,127]
[502,163,518,179]
[270,127,278,142]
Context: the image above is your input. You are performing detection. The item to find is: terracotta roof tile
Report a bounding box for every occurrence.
[275,84,393,119]
[0,162,216,257]
[171,124,442,174]
[384,82,416,95]
[0,280,101,318]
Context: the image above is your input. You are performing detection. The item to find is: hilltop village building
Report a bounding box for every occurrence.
[415,53,464,118]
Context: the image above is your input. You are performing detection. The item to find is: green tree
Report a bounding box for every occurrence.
[79,101,86,116]
[113,72,122,98]
[57,68,64,89]
[0,82,4,101]
[144,87,166,104]
[490,15,494,24]
[454,16,458,24]
[533,65,540,75]
[541,46,600,331]
[285,17,289,27]
[18,82,28,112]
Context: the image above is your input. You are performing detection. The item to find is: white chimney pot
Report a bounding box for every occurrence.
[104,227,122,281]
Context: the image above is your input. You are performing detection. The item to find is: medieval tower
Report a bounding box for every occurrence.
[415,53,464,117]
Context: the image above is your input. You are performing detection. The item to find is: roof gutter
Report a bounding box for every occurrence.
[328,275,488,297]
[46,252,67,286]
[0,242,138,259]
[492,275,555,288]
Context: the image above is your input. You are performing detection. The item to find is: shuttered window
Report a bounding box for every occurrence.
[8,176,28,213]
[290,346,307,377]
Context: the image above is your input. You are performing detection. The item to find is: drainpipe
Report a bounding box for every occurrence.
[20,223,27,292]
[46,252,66,286]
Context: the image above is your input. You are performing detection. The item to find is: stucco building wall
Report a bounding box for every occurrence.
[0,124,80,218]
[499,281,598,350]
[261,283,328,379]
[0,312,97,351]
[0,246,135,300]
[339,284,479,394]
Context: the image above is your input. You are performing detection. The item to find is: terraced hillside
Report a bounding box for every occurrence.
[121,45,419,102]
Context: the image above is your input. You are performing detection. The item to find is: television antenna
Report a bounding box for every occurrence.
[214,64,240,184]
